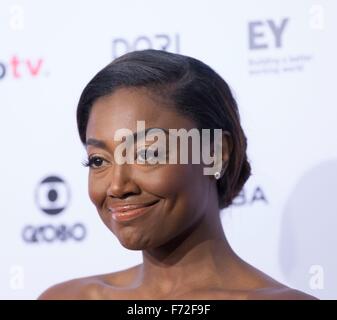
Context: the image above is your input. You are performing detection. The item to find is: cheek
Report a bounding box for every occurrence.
[88,172,107,208]
[154,164,207,205]
[141,164,202,197]
[171,164,209,216]
[140,164,209,229]
[146,164,209,247]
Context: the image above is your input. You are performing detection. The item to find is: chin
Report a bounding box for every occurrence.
[120,242,146,251]
[117,231,153,251]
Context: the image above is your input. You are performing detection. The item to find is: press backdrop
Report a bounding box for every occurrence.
[1,0,336,299]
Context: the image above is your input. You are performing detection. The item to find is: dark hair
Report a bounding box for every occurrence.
[77,49,251,209]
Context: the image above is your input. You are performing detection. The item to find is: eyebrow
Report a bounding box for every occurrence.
[86,127,170,149]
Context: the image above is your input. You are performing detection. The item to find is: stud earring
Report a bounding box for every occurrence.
[214,171,221,180]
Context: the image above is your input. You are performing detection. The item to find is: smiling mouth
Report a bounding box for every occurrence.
[108,199,160,222]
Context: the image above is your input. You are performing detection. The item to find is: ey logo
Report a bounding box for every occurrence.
[248,18,289,50]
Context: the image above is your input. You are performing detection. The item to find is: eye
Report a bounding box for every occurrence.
[82,156,108,169]
[136,147,159,164]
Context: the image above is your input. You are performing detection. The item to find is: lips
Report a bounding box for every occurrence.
[107,199,160,222]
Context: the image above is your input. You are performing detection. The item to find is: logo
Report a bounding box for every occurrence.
[0,55,47,80]
[112,33,180,59]
[22,175,87,244]
[35,176,70,215]
[85,121,225,176]
[248,18,289,50]
[232,186,268,206]
[247,17,314,75]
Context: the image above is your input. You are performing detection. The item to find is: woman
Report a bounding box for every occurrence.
[39,49,316,300]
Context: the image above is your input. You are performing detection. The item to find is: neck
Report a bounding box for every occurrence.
[136,210,238,296]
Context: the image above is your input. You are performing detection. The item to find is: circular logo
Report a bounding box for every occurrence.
[35,175,71,215]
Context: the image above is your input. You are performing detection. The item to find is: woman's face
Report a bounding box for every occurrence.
[85,87,217,250]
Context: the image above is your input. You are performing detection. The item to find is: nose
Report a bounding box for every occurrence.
[106,164,140,199]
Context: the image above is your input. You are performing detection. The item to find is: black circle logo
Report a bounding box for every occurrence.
[35,175,71,215]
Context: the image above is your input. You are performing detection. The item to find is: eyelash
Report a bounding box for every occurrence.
[81,159,90,167]
[81,156,106,169]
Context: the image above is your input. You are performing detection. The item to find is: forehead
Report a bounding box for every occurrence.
[86,87,196,141]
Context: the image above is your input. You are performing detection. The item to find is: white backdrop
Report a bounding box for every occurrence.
[0,0,336,299]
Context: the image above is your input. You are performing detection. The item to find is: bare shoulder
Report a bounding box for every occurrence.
[248,286,319,300]
[37,276,102,300]
[38,264,141,300]
[230,257,319,300]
